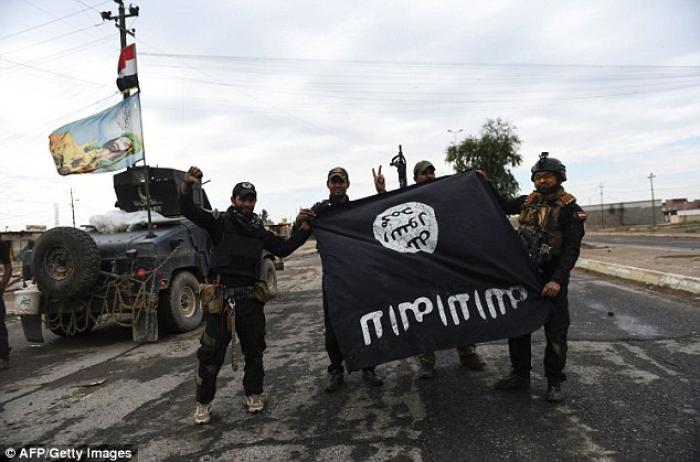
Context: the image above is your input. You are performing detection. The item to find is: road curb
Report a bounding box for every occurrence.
[576,258,700,295]
[586,232,700,239]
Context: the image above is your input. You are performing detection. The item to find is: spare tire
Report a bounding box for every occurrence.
[33,227,101,299]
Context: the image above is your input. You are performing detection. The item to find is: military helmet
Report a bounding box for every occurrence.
[530,152,567,182]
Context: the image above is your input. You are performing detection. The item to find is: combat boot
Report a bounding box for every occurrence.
[362,369,384,387]
[494,373,530,390]
[460,353,486,371]
[245,394,265,413]
[325,371,344,393]
[193,402,212,424]
[545,382,565,403]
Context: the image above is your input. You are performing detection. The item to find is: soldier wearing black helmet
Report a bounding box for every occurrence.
[492,152,586,402]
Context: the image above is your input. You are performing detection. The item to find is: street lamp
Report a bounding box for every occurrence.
[447,128,463,146]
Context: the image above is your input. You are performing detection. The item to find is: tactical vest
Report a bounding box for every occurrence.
[518,191,576,257]
[209,214,263,281]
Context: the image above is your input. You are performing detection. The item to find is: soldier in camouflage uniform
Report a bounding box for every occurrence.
[493,152,586,402]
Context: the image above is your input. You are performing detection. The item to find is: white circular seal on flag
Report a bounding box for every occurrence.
[373,202,438,254]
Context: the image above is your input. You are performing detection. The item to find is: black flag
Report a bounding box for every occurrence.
[313,172,550,371]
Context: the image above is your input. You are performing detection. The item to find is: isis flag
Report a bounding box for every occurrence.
[312,172,551,371]
[117,44,139,92]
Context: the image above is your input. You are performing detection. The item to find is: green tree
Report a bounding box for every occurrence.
[445,118,523,196]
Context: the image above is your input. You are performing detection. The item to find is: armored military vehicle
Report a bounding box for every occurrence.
[19,167,279,344]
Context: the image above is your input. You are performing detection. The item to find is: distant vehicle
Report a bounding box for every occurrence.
[17,167,280,344]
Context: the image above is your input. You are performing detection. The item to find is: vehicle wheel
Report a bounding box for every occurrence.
[33,227,100,299]
[262,258,278,298]
[159,271,202,333]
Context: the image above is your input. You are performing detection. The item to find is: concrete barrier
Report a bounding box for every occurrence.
[576,258,700,295]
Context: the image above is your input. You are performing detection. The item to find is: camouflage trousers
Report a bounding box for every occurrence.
[196,298,266,404]
[417,344,477,367]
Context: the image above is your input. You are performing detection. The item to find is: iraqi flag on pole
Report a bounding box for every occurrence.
[312,172,551,371]
[116,44,139,92]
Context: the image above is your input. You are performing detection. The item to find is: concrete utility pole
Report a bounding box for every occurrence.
[53,203,59,227]
[648,173,657,226]
[598,183,605,228]
[100,1,139,100]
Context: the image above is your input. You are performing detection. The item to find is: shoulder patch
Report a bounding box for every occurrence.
[574,210,587,221]
[560,192,576,205]
[525,191,539,206]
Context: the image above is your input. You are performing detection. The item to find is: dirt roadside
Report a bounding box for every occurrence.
[580,242,700,279]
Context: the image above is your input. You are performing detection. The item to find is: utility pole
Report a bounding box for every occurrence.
[598,183,605,228]
[100,2,155,237]
[648,173,657,226]
[53,203,59,227]
[100,1,139,100]
[70,188,76,228]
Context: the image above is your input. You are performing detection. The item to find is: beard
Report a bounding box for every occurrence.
[535,183,560,194]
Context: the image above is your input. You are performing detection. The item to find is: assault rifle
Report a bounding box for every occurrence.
[390,145,407,189]
[518,227,551,269]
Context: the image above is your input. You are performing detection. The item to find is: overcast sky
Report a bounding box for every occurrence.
[1,0,699,230]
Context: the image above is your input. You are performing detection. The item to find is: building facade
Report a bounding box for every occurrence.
[581,200,664,228]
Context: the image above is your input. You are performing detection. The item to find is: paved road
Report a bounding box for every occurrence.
[584,234,700,251]
[1,247,698,461]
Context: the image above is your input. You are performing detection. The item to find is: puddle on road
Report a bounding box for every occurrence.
[610,313,659,337]
[586,302,660,338]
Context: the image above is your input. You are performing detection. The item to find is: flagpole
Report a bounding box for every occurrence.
[105,0,154,238]
[134,90,155,238]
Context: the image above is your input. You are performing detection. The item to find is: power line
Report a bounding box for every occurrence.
[144,71,700,106]
[0,23,105,55]
[71,0,106,13]
[140,52,700,71]
[0,36,115,85]
[146,66,700,95]
[142,57,700,87]
[0,91,120,147]
[1,0,110,41]
[0,56,107,87]
[132,43,351,143]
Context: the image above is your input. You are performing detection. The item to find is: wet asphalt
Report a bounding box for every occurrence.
[0,249,698,462]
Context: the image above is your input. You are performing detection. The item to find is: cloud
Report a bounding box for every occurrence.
[1,0,699,229]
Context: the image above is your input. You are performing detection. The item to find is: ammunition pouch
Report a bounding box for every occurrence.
[254,280,272,303]
[199,283,224,314]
